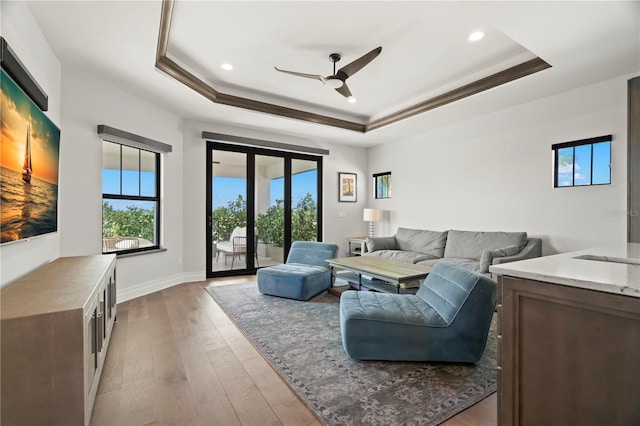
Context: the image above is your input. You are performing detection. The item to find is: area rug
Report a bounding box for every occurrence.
[206,283,497,425]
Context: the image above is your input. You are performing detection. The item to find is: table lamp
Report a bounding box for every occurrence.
[363,208,380,238]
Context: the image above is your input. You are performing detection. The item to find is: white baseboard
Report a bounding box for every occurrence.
[118,271,206,303]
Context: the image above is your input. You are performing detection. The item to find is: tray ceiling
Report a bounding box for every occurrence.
[159,0,550,132]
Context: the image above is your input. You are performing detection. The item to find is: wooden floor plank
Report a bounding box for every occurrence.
[179,336,240,426]
[155,380,200,426]
[97,310,128,394]
[89,389,120,426]
[121,317,154,384]
[206,346,282,426]
[117,377,157,426]
[152,339,189,385]
[126,296,149,322]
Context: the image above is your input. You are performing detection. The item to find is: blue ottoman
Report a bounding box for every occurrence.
[257,241,339,301]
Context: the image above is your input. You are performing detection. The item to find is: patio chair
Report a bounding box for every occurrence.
[102,236,140,252]
[216,226,259,268]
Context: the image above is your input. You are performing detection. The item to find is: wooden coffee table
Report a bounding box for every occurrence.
[327,256,431,294]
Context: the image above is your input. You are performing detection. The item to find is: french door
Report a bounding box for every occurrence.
[206,142,323,278]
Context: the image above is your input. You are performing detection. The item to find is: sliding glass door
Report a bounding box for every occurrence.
[291,159,319,244]
[255,154,285,266]
[206,142,322,278]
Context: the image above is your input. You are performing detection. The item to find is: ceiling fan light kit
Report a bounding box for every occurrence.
[325,77,344,89]
[275,46,382,101]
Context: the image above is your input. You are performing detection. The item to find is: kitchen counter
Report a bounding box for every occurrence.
[492,243,640,425]
[489,243,640,298]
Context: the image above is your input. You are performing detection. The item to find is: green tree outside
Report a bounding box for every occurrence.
[213,194,317,248]
[212,195,247,241]
[292,193,317,243]
[102,202,155,241]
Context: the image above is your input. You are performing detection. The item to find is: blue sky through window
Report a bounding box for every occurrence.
[212,169,317,209]
[592,142,611,184]
[103,169,156,208]
[212,176,247,209]
[556,141,610,187]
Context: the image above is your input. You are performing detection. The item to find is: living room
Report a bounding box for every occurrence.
[1,1,638,425]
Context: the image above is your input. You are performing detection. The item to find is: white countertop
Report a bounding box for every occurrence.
[489,243,640,298]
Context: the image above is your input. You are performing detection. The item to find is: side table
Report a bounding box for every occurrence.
[346,236,368,256]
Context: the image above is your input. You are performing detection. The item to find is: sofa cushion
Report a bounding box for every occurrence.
[416,258,439,268]
[364,250,438,264]
[437,257,482,273]
[365,236,397,252]
[395,228,448,258]
[444,230,527,260]
[479,244,522,273]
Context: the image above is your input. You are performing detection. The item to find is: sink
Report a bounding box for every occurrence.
[574,254,640,266]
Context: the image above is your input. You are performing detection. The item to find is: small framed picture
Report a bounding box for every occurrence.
[338,172,357,202]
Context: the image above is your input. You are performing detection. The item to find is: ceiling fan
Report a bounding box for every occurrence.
[274,46,382,101]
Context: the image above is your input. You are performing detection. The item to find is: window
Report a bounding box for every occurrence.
[373,171,392,199]
[102,141,160,254]
[553,135,611,187]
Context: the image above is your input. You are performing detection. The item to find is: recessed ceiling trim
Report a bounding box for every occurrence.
[366,57,551,132]
[156,0,551,133]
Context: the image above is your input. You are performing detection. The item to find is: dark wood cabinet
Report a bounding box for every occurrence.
[497,276,640,425]
[1,255,117,426]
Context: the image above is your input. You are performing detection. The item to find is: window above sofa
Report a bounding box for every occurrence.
[552,135,611,187]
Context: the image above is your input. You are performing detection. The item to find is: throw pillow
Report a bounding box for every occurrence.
[366,236,397,252]
[479,245,521,273]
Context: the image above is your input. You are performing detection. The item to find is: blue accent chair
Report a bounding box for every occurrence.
[257,241,339,301]
[339,261,496,363]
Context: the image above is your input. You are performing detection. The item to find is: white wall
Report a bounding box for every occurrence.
[181,120,369,278]
[0,2,62,286]
[368,76,630,254]
[59,66,185,301]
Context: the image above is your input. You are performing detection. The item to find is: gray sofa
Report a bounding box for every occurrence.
[365,228,542,275]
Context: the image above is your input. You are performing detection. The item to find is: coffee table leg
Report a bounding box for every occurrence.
[358,274,362,291]
[330,266,334,288]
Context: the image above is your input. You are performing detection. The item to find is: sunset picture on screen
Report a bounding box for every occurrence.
[1,70,60,243]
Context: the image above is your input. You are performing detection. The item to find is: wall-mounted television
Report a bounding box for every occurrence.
[1,69,61,243]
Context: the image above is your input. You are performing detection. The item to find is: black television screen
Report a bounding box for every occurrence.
[1,69,61,243]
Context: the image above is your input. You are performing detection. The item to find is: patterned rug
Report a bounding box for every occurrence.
[206,283,497,425]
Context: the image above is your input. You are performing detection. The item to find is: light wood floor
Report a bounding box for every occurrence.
[91,277,496,426]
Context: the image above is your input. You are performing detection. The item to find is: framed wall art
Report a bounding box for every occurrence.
[338,172,357,202]
[1,69,61,244]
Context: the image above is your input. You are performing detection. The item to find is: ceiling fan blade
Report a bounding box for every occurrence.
[274,67,326,83]
[336,46,382,80]
[335,83,352,98]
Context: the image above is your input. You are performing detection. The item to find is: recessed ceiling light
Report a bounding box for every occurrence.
[468,31,485,42]
[347,96,357,103]
[221,63,233,71]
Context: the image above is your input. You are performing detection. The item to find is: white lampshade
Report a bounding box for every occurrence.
[363,208,380,222]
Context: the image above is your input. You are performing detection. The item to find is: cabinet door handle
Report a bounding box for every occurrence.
[96,311,103,353]
[91,312,97,354]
